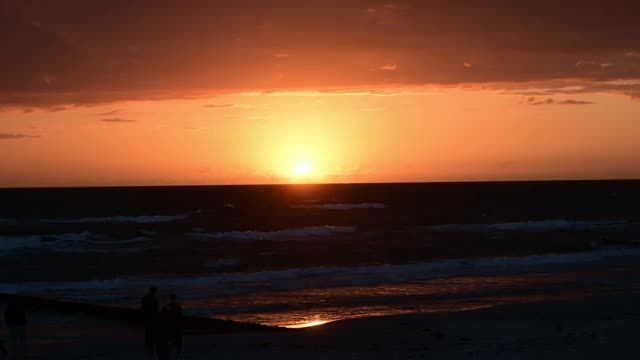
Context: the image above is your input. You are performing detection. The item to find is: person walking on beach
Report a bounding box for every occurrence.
[141,287,159,358]
[4,299,27,360]
[162,295,183,355]
[154,294,184,360]
[156,294,182,360]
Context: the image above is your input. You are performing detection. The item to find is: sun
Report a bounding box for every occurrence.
[294,162,312,177]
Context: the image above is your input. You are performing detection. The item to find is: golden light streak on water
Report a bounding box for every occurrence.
[285,320,331,329]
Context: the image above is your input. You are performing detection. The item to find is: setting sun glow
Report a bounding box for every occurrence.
[294,163,312,177]
[2,2,640,188]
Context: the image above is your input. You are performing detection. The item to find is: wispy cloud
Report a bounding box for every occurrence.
[0,133,40,139]
[100,118,136,123]
[203,103,253,109]
[48,106,68,112]
[203,103,235,108]
[556,99,595,105]
[98,109,124,116]
[249,90,403,97]
[530,97,594,106]
[273,53,295,59]
[42,74,57,85]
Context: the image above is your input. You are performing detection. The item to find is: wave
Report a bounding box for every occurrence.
[0,232,92,252]
[186,226,356,241]
[291,203,386,210]
[3,247,639,302]
[47,213,194,224]
[428,219,631,232]
[0,232,151,253]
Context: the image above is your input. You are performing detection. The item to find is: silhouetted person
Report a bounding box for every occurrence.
[0,340,7,359]
[154,294,184,360]
[154,307,178,360]
[162,295,183,354]
[4,299,27,360]
[141,287,159,358]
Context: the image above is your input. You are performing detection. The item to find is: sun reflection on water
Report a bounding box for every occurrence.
[285,320,331,329]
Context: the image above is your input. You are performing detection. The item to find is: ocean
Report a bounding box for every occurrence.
[2,180,640,327]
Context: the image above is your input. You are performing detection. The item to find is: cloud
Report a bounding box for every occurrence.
[0,133,40,139]
[556,99,594,105]
[530,97,594,105]
[2,1,640,107]
[249,90,403,97]
[48,106,68,112]
[99,109,124,116]
[364,3,409,25]
[501,79,640,100]
[42,74,57,85]
[532,98,555,106]
[100,118,136,123]
[380,64,398,71]
[203,103,253,109]
[273,53,295,59]
[203,104,235,108]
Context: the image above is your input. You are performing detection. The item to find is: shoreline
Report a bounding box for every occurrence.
[2,290,639,358]
[0,293,281,335]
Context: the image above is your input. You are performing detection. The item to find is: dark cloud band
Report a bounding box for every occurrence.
[2,0,640,107]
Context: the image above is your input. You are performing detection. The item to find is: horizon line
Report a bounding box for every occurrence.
[1,178,638,191]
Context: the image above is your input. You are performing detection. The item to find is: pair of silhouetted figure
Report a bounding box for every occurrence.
[3,299,27,360]
[141,287,183,360]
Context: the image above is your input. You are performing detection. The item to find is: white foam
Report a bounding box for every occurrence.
[48,213,192,224]
[0,232,92,252]
[292,203,386,210]
[186,226,356,240]
[0,232,151,253]
[0,235,45,251]
[3,247,640,300]
[88,236,152,245]
[429,219,630,232]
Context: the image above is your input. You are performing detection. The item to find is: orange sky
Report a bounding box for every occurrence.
[2,88,639,187]
[1,1,640,187]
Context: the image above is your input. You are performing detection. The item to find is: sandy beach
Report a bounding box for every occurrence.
[2,289,639,359]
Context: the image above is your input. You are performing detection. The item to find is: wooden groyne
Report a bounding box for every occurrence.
[0,293,286,335]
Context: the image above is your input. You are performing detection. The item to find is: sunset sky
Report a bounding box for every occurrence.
[1,0,640,187]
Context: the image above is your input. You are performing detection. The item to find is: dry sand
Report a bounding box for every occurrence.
[2,290,640,359]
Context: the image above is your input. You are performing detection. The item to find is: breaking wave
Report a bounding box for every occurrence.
[186,226,356,241]
[47,213,193,224]
[428,219,631,232]
[3,247,639,302]
[0,232,151,253]
[291,203,386,210]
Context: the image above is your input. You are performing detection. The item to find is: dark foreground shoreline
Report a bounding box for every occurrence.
[2,290,639,359]
[0,293,281,335]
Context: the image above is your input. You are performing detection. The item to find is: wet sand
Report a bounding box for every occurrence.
[2,290,639,359]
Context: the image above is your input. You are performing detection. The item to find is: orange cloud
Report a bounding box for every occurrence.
[2,0,640,108]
